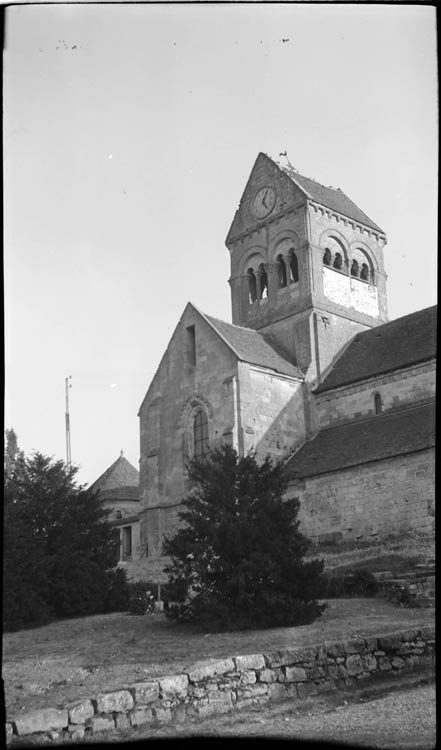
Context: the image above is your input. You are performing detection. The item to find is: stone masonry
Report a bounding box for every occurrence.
[6,626,435,744]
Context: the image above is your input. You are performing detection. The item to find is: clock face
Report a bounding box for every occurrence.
[252,187,276,219]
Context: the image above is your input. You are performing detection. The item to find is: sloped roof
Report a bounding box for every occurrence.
[316,305,437,393]
[203,312,303,379]
[98,486,140,502]
[88,453,139,498]
[284,401,435,480]
[282,167,384,234]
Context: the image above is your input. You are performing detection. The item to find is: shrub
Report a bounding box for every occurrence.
[127,582,156,615]
[163,445,326,631]
[321,569,379,598]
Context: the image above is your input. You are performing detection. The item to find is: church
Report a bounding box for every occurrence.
[137,152,436,580]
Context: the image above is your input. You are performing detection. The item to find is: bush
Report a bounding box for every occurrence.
[104,567,131,612]
[127,582,156,615]
[321,569,379,598]
[163,445,326,631]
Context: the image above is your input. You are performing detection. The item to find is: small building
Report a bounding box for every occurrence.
[88,452,144,578]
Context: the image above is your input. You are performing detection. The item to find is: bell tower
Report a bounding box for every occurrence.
[225,153,388,384]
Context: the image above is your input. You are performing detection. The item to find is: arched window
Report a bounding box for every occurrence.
[352,248,375,285]
[193,409,209,458]
[374,393,382,415]
[247,268,257,303]
[276,255,287,288]
[258,263,268,299]
[360,263,369,281]
[333,252,343,270]
[351,259,359,277]
[323,248,332,266]
[289,249,299,283]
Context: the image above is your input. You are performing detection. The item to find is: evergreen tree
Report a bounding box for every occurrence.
[4,427,24,482]
[3,450,128,631]
[163,445,325,631]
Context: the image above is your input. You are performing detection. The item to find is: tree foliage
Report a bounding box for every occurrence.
[3,439,128,631]
[163,445,326,631]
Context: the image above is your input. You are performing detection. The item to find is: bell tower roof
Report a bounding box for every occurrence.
[226,152,384,246]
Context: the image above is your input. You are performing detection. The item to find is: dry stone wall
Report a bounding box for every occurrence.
[6,626,434,744]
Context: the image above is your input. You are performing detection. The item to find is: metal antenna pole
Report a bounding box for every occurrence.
[65,376,72,469]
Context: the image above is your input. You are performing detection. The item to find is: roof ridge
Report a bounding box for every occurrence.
[281,165,336,191]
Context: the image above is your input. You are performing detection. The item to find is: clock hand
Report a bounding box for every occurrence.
[262,190,268,208]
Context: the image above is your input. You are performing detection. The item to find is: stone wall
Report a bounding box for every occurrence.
[290,448,435,544]
[138,306,238,556]
[315,361,436,429]
[6,626,434,744]
[238,362,306,461]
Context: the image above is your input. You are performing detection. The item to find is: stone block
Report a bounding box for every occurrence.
[404,655,420,667]
[284,666,307,682]
[192,686,207,699]
[67,699,95,724]
[346,655,363,676]
[130,707,154,727]
[343,638,365,654]
[5,723,14,745]
[378,657,392,671]
[327,665,340,680]
[362,653,377,672]
[419,625,435,640]
[391,657,405,670]
[378,635,402,652]
[115,713,131,730]
[131,681,160,704]
[258,669,277,683]
[172,704,189,723]
[263,652,283,668]
[14,708,69,736]
[159,674,189,699]
[307,666,325,680]
[235,654,265,671]
[154,707,172,723]
[207,691,233,714]
[239,670,256,685]
[96,690,134,714]
[187,658,235,682]
[327,641,345,658]
[291,646,318,663]
[92,715,115,733]
[237,684,268,701]
[70,727,85,741]
[363,636,378,652]
[47,730,62,741]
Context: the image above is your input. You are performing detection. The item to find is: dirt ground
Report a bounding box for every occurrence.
[2,598,434,720]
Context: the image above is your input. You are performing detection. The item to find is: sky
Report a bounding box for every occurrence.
[4,3,438,486]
